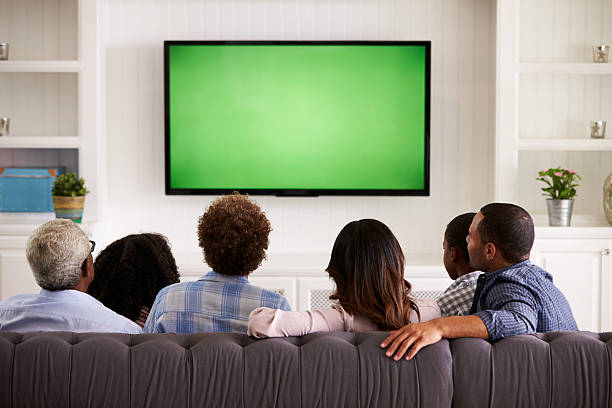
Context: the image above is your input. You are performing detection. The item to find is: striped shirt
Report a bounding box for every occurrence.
[436,271,483,316]
[144,271,291,334]
[471,260,577,342]
[134,306,150,328]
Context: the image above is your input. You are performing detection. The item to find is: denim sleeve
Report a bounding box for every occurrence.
[474,281,538,342]
[279,297,292,311]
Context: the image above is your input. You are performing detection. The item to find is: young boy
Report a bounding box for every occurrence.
[437,212,483,316]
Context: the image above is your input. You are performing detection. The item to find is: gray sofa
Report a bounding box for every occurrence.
[0,330,609,407]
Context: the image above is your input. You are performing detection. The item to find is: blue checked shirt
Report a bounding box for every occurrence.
[470,260,577,342]
[144,271,291,334]
[436,271,483,316]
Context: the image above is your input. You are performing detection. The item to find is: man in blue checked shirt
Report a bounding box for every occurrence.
[382,203,577,361]
[144,193,291,334]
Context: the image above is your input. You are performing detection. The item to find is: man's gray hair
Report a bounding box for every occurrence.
[26,219,91,291]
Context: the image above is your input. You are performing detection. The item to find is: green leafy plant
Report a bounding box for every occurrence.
[537,167,581,199]
[52,173,88,197]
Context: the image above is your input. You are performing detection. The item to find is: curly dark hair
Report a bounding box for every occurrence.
[198,193,271,276]
[327,219,420,330]
[87,233,180,321]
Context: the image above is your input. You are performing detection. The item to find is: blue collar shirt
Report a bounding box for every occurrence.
[471,260,578,342]
[144,271,291,334]
[0,289,142,334]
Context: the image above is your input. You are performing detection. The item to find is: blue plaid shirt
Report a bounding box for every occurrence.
[471,260,577,342]
[144,271,291,334]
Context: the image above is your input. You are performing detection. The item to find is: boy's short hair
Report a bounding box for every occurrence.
[444,212,476,263]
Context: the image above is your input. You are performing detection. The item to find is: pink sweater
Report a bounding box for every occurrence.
[247,298,441,338]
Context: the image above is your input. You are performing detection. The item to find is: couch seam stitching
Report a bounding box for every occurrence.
[356,333,361,408]
[129,334,132,408]
[489,343,493,408]
[187,335,192,408]
[68,333,73,408]
[548,339,552,408]
[605,336,610,408]
[242,335,245,408]
[9,337,16,408]
[299,335,302,408]
[415,345,420,408]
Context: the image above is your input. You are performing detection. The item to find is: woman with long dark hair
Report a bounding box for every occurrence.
[248,219,440,337]
[87,233,180,328]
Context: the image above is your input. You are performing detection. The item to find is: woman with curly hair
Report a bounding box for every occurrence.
[248,219,440,337]
[144,193,291,334]
[87,233,180,328]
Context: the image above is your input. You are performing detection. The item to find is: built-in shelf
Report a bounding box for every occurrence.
[517,138,612,151]
[0,61,81,73]
[0,136,80,149]
[519,63,612,74]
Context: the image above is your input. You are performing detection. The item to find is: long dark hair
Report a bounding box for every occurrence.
[327,219,420,330]
[87,233,180,321]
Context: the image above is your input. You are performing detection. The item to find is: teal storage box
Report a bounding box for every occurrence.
[0,168,64,212]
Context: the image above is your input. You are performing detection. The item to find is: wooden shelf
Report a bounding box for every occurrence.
[517,138,612,151]
[0,136,80,149]
[519,63,612,74]
[0,61,80,73]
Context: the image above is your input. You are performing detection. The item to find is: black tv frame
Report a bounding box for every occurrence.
[164,40,430,196]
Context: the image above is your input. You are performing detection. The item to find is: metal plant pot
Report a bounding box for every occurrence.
[546,199,574,227]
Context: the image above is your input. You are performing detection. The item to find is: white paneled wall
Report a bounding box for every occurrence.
[520,0,612,63]
[0,0,78,60]
[0,149,79,173]
[520,74,612,139]
[101,0,495,261]
[0,73,78,137]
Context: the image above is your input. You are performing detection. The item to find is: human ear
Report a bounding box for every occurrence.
[449,246,457,262]
[485,243,496,260]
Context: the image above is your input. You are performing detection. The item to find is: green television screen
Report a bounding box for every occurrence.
[165,41,430,196]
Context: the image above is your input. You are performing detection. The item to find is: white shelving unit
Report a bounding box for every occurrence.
[496,0,612,227]
[0,0,102,299]
[0,0,101,226]
[0,61,81,73]
[496,0,612,332]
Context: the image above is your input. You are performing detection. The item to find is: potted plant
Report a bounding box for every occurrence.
[52,173,88,223]
[537,167,581,227]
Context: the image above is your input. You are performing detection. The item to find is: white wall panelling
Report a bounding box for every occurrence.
[0,73,78,137]
[520,73,612,140]
[520,0,612,63]
[0,0,78,61]
[0,148,78,173]
[101,0,495,261]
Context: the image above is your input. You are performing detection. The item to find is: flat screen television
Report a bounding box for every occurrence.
[165,41,430,196]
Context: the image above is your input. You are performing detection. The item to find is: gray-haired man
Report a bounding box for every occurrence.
[0,219,141,333]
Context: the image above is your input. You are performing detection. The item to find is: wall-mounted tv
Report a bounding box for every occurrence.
[165,41,430,196]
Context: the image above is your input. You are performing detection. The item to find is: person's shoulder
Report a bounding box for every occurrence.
[77,295,142,333]
[0,292,36,306]
[156,281,199,297]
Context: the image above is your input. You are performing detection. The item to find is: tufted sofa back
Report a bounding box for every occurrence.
[0,330,610,407]
[0,331,452,408]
